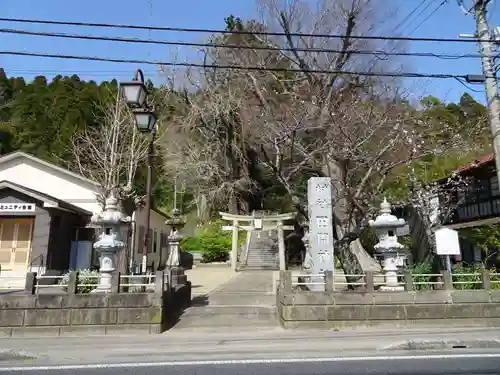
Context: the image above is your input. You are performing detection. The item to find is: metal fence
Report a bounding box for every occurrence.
[286,270,500,292]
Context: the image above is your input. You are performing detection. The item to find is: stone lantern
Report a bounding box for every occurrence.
[165,209,186,269]
[91,195,129,293]
[368,198,406,291]
[301,221,312,271]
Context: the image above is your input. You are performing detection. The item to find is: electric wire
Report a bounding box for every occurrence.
[0,16,492,43]
[408,0,449,35]
[0,27,491,60]
[0,50,489,80]
[392,0,431,32]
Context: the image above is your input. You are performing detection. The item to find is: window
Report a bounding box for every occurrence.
[137,226,145,253]
[491,176,500,196]
[153,230,158,253]
[148,229,153,254]
[477,179,490,200]
[160,232,168,251]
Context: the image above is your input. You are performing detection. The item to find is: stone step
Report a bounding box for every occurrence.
[172,305,278,331]
[239,265,279,271]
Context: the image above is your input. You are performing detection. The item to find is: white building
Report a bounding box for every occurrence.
[0,151,168,287]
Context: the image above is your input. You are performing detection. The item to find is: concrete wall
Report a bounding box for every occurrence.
[0,284,191,337]
[277,290,500,330]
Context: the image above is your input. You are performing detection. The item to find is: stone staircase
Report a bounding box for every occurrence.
[171,271,279,332]
[240,230,279,270]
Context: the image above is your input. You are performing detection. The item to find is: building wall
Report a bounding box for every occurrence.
[131,207,169,271]
[0,158,101,214]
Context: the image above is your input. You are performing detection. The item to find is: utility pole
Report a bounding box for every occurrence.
[474,0,500,182]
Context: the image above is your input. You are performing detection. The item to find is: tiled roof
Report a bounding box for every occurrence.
[455,154,495,173]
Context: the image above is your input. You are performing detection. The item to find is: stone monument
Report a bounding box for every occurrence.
[306,177,335,292]
[91,195,129,293]
[369,198,406,291]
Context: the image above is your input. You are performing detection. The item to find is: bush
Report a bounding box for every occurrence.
[408,262,433,291]
[490,267,500,290]
[58,269,99,293]
[451,263,483,290]
[181,220,245,263]
[408,262,500,290]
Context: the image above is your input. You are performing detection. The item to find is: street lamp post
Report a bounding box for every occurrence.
[120,69,157,275]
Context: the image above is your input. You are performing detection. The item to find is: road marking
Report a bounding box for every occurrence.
[1,353,500,371]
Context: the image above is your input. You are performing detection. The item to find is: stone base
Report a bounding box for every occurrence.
[380,285,405,292]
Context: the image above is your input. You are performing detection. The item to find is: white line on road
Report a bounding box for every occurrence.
[1,353,500,371]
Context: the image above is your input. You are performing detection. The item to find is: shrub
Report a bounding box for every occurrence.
[490,267,500,290]
[58,269,99,293]
[181,220,247,263]
[408,262,433,291]
[451,263,483,290]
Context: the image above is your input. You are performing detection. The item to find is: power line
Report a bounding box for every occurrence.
[2,69,162,77]
[393,0,432,32]
[408,0,448,36]
[0,50,484,80]
[0,16,490,43]
[405,0,439,34]
[0,27,490,60]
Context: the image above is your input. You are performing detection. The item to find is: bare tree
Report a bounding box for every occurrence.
[70,93,159,209]
[158,0,484,282]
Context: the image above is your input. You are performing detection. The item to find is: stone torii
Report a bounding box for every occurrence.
[219,212,295,271]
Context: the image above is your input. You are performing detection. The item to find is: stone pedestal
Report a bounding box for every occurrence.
[165,209,186,269]
[368,198,406,292]
[91,195,129,293]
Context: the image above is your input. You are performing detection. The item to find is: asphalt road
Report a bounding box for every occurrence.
[1,353,500,375]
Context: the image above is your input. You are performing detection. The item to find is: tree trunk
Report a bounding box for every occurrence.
[336,240,364,290]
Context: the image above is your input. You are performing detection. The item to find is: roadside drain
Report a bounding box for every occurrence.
[382,339,500,350]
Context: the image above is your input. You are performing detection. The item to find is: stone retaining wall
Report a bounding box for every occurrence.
[0,274,191,337]
[277,271,500,330]
[278,290,500,329]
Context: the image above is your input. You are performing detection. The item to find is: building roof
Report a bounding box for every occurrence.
[455,154,495,173]
[0,151,100,187]
[0,180,93,216]
[0,151,167,217]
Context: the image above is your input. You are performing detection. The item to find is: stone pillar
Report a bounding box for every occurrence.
[369,198,406,292]
[91,195,129,293]
[231,220,238,271]
[307,177,335,292]
[165,209,186,269]
[277,221,286,271]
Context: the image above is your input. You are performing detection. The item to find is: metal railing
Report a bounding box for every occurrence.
[31,272,160,294]
[281,269,500,292]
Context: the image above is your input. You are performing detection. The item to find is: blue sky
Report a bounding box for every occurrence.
[1,0,499,104]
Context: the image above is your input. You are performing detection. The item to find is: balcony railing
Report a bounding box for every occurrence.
[444,195,500,225]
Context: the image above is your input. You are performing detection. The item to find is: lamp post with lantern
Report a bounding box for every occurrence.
[120,69,157,275]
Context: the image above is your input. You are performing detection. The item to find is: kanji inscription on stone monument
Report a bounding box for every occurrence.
[307,177,335,291]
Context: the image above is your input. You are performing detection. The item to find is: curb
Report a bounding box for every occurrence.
[382,339,500,350]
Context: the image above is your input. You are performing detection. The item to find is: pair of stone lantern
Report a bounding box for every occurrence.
[369,198,406,292]
[91,195,129,293]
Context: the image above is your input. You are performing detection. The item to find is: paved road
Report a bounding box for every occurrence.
[0,353,499,374]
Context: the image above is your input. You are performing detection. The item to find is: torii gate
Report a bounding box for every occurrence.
[219,212,295,271]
